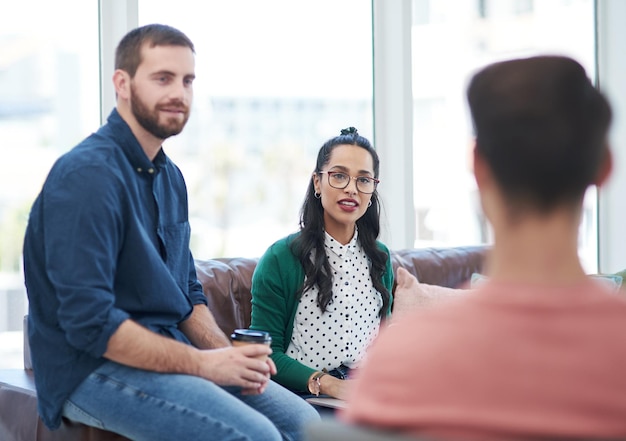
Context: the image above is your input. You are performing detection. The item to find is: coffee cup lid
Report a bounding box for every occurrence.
[231,329,272,343]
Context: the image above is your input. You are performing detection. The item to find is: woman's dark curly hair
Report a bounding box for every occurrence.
[290,127,390,315]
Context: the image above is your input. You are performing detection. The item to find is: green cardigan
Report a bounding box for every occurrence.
[250,232,394,392]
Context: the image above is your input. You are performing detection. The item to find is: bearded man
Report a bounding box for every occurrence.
[23,23,318,441]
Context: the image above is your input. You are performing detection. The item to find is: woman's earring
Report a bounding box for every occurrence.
[314,192,321,199]
[367,200,372,207]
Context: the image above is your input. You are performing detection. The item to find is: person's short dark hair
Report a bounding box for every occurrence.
[467,55,612,213]
[115,23,195,78]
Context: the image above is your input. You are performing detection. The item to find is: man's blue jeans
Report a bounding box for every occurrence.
[62,361,320,441]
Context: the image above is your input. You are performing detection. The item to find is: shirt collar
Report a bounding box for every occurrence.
[105,108,167,173]
[324,227,359,258]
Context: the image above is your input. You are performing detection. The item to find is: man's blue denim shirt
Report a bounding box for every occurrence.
[23,109,207,429]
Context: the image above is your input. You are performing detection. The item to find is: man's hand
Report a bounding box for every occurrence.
[241,355,278,395]
[104,319,278,395]
[196,344,275,394]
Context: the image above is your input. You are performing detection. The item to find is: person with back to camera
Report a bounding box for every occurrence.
[22,23,319,441]
[250,128,394,401]
[338,55,626,439]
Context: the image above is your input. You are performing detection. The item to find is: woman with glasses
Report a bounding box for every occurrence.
[250,127,394,401]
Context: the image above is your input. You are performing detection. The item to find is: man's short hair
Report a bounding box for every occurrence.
[115,23,195,78]
[467,55,612,212]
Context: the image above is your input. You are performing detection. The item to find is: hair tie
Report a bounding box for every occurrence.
[340,127,358,136]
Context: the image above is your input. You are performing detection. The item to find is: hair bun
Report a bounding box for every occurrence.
[340,127,358,136]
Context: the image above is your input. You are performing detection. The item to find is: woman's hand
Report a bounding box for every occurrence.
[320,374,353,400]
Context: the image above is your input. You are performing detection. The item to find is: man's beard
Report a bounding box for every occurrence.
[130,83,190,140]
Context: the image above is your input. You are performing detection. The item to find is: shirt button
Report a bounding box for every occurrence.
[136,167,143,173]
[344,281,349,286]
[148,168,155,174]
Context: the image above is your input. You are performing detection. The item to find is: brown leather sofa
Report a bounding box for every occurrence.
[0,245,487,441]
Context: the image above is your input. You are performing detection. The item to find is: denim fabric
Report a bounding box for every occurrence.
[63,361,320,441]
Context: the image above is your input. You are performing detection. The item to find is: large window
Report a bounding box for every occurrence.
[410,0,597,270]
[0,0,100,367]
[138,0,374,259]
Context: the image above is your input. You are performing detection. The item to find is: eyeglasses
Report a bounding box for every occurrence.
[319,171,380,194]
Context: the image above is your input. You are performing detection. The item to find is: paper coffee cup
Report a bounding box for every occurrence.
[230,329,272,360]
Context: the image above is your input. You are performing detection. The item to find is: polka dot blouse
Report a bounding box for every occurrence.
[286,229,383,371]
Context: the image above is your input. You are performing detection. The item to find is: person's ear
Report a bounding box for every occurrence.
[472,141,492,191]
[113,69,131,101]
[312,172,321,194]
[472,140,500,227]
[594,145,613,187]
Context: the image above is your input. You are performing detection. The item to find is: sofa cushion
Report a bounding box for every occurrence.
[194,257,259,335]
[391,246,487,289]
